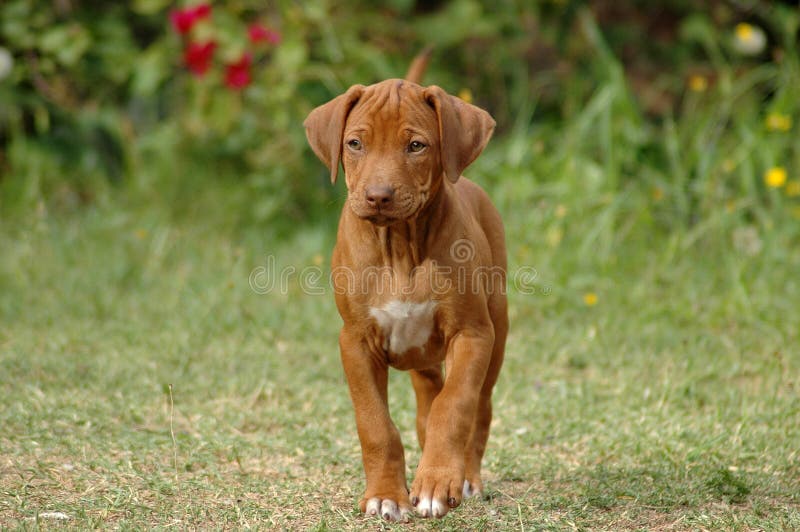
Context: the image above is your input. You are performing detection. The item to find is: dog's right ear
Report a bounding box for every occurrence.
[304,85,365,184]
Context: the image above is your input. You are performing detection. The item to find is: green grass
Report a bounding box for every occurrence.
[1,168,799,529]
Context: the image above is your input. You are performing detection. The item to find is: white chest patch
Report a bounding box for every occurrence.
[369,300,437,355]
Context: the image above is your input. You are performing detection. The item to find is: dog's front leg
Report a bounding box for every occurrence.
[339,327,412,522]
[410,329,494,518]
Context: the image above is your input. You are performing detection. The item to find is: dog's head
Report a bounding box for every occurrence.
[304,79,495,225]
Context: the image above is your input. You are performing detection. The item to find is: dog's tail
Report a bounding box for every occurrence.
[405,46,433,85]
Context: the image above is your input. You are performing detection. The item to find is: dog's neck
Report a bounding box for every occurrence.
[370,179,447,271]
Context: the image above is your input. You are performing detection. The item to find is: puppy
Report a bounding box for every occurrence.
[304,56,507,521]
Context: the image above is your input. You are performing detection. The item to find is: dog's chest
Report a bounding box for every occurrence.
[369,300,437,355]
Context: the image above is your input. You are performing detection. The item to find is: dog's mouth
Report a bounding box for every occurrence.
[362,213,398,226]
[351,203,413,226]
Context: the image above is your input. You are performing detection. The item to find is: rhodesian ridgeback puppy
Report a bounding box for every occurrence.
[304,58,507,521]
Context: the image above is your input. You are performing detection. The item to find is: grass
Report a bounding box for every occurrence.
[1,170,799,529]
[2,18,800,528]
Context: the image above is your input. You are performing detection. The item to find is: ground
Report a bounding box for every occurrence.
[1,203,798,529]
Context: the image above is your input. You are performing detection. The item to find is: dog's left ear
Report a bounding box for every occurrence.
[304,85,365,184]
[424,85,495,183]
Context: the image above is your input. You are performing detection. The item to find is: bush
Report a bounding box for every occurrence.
[0,1,798,235]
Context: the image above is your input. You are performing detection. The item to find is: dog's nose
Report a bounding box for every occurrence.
[365,185,395,208]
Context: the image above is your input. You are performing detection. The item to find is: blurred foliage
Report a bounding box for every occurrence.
[0,0,798,235]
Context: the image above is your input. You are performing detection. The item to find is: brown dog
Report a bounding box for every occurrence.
[304,58,507,521]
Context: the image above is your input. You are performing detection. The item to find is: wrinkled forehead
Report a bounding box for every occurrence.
[346,79,438,133]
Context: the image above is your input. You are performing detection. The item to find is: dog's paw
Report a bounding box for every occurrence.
[410,466,464,518]
[463,478,483,499]
[362,496,413,522]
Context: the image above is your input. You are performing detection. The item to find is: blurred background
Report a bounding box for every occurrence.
[1,0,798,245]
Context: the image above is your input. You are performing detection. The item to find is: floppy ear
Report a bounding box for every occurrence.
[424,85,495,182]
[303,85,365,184]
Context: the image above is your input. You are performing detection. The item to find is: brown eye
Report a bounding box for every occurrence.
[408,141,426,153]
[347,139,362,150]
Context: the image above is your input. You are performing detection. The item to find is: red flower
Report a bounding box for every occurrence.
[183,40,216,76]
[248,24,282,45]
[192,4,211,19]
[224,53,252,90]
[169,4,212,35]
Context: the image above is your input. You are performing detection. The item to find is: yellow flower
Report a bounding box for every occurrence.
[312,253,324,266]
[516,244,532,262]
[457,88,473,104]
[134,228,148,240]
[546,227,563,247]
[688,75,708,92]
[733,22,766,56]
[786,180,800,197]
[735,22,754,41]
[722,159,736,173]
[764,167,787,188]
[652,187,664,201]
[583,292,598,306]
[766,113,792,132]
[555,204,568,218]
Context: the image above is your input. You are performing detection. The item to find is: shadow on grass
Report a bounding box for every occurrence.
[535,463,758,512]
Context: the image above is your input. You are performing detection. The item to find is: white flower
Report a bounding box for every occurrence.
[733,23,766,56]
[732,226,762,256]
[0,47,13,81]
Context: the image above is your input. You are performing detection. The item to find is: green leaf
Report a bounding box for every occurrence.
[91,14,139,84]
[274,40,308,78]
[38,24,91,67]
[412,0,496,48]
[131,0,173,16]
[131,44,171,97]
[1,0,39,48]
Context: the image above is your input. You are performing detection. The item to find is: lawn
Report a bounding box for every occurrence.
[1,137,799,530]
